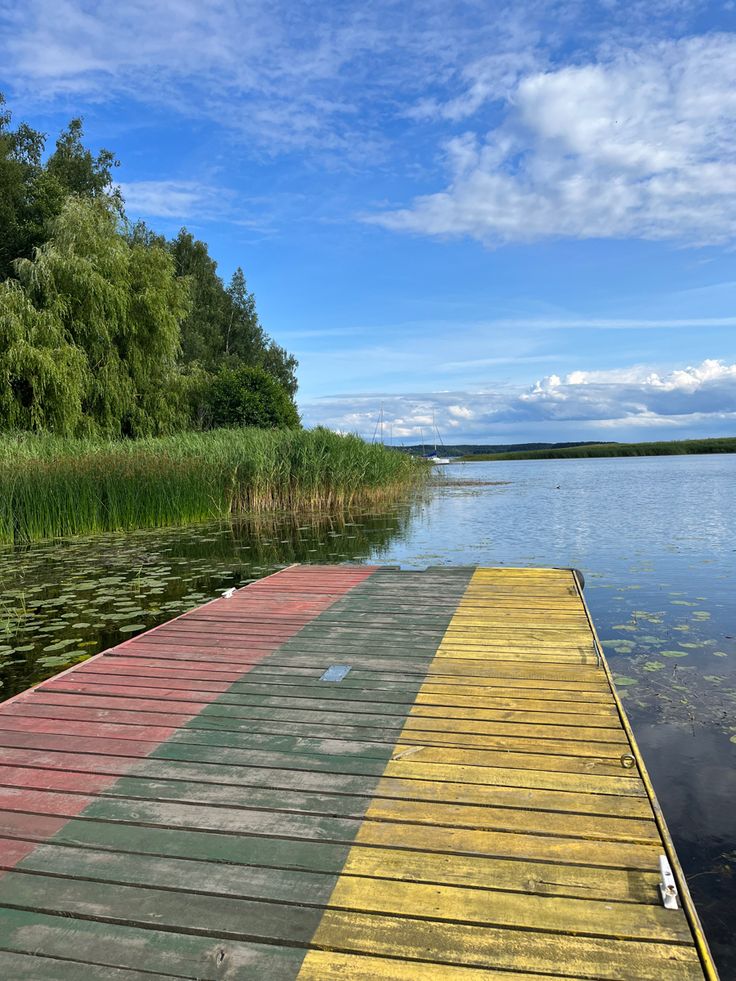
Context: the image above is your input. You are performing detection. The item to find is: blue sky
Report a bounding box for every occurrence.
[2,0,736,443]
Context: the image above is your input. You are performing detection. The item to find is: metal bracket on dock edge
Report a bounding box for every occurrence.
[659,855,679,909]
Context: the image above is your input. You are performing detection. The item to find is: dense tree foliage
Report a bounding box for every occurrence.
[204,365,301,429]
[0,93,299,435]
[0,96,119,281]
[170,231,298,395]
[1,198,189,436]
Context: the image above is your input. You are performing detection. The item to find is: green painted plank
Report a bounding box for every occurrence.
[0,907,306,980]
[0,951,178,980]
[0,872,321,945]
[23,816,354,871]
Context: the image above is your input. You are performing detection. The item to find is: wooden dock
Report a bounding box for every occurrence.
[0,565,718,980]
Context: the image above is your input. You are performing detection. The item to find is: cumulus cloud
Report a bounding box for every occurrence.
[301,360,736,439]
[117,180,224,219]
[373,35,736,245]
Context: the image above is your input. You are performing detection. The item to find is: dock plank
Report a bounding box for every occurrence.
[0,565,717,979]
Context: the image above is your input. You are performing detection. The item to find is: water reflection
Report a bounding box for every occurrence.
[0,503,417,697]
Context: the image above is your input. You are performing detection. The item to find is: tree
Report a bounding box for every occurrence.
[261,339,298,398]
[0,94,45,280]
[169,234,299,397]
[225,266,264,360]
[0,96,119,281]
[204,365,300,429]
[0,279,88,433]
[0,197,190,436]
[169,229,231,369]
[224,267,298,396]
[0,93,300,434]
[45,118,119,202]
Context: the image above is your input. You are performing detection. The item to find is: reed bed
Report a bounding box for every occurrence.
[0,429,426,544]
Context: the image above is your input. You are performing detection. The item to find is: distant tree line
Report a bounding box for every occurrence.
[0,93,299,437]
[460,437,736,462]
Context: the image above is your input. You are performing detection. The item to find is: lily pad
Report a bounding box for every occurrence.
[118,623,148,633]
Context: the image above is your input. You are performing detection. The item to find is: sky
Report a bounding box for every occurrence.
[2,1,736,444]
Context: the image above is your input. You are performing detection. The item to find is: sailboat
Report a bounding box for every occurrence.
[425,413,450,465]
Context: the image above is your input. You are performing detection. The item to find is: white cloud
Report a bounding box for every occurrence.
[0,1,542,157]
[373,34,736,245]
[448,404,474,419]
[117,180,223,219]
[1,1,710,165]
[301,359,736,439]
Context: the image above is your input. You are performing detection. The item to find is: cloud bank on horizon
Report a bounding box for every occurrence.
[2,0,736,442]
[301,359,736,442]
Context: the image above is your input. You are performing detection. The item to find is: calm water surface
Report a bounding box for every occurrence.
[1,453,734,974]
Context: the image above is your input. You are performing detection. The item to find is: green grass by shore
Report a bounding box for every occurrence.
[460,436,736,462]
[0,428,426,545]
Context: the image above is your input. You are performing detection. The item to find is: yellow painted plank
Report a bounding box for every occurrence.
[383,762,643,796]
[424,671,610,692]
[403,714,626,738]
[389,742,636,777]
[301,910,703,980]
[373,775,655,818]
[417,682,612,699]
[341,846,660,901]
[414,692,617,715]
[325,876,691,942]
[428,658,603,680]
[355,820,661,870]
[398,729,629,758]
[409,704,624,728]
[297,950,562,980]
[362,796,659,843]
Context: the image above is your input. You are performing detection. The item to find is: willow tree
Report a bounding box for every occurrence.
[0,196,190,436]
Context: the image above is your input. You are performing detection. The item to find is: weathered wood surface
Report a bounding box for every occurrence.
[0,565,717,979]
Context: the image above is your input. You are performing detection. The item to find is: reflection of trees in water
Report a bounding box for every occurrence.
[223,504,418,567]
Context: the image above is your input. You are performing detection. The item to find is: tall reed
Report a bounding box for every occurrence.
[0,429,426,545]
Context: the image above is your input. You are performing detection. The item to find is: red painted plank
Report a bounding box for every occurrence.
[0,748,140,775]
[0,836,45,870]
[0,810,69,840]
[0,787,96,816]
[0,731,161,757]
[3,704,191,728]
[17,693,208,715]
[38,682,214,700]
[43,674,232,693]
[95,657,248,677]
[0,766,116,795]
[0,716,175,743]
[80,662,248,681]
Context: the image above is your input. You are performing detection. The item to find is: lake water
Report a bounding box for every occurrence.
[1,453,735,974]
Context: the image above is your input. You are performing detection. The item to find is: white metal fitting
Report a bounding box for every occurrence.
[659,854,679,909]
